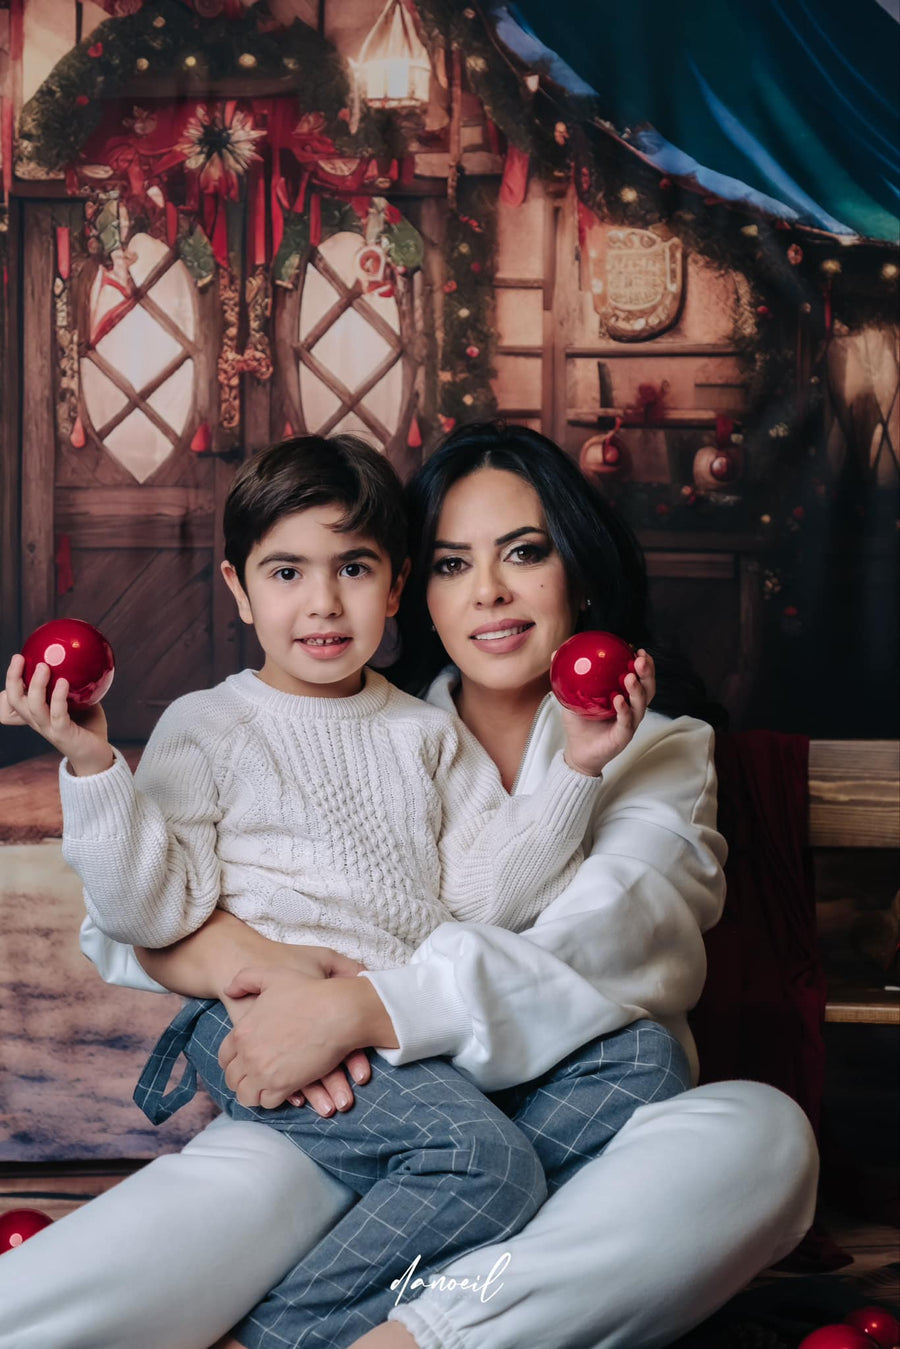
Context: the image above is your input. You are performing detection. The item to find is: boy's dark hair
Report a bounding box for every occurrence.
[224,435,408,587]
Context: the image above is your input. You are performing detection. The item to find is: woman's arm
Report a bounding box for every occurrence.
[366,712,726,1090]
[210,712,724,1101]
[81,908,364,1000]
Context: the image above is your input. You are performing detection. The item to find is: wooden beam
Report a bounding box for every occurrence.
[1,198,21,657]
[824,988,900,1025]
[55,487,216,550]
[645,552,734,581]
[808,740,900,849]
[21,206,56,634]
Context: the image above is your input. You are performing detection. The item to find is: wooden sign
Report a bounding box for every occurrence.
[586,224,684,341]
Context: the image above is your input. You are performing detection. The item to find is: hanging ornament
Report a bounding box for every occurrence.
[407,414,422,450]
[692,415,743,492]
[355,242,394,297]
[355,0,432,113]
[190,422,211,454]
[70,415,86,450]
[579,420,631,480]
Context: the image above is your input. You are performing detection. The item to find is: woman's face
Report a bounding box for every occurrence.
[426,467,578,696]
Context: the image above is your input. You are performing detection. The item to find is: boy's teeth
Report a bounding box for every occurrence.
[305,637,346,646]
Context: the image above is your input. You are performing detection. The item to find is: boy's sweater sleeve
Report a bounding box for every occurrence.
[365,715,726,1091]
[432,721,600,931]
[59,708,222,948]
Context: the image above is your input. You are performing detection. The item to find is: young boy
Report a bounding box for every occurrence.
[1,435,689,1348]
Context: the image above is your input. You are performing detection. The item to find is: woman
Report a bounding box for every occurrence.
[0,423,817,1349]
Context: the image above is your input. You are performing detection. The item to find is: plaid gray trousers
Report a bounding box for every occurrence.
[134,1000,690,1348]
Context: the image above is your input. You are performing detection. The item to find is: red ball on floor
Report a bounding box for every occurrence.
[0,1208,53,1254]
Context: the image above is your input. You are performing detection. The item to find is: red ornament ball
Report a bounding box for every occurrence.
[0,1208,53,1254]
[709,451,738,483]
[550,631,636,721]
[21,618,115,710]
[798,1327,879,1349]
[844,1306,900,1349]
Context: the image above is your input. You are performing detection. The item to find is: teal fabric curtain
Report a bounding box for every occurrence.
[505,0,899,240]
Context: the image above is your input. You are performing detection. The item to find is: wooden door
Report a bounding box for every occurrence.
[20,201,239,742]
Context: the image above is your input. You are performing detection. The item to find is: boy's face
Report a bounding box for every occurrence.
[222,507,407,698]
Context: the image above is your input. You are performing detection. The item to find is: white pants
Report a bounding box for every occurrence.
[0,1082,817,1349]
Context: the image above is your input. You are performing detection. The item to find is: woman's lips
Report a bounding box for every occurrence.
[296,636,352,660]
[469,622,534,654]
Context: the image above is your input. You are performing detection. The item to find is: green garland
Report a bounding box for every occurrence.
[437,184,497,428]
[17,0,397,176]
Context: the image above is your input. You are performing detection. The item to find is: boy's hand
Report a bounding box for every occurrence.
[560,649,656,777]
[1,654,114,776]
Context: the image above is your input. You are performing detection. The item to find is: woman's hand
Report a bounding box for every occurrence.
[225,944,373,1118]
[560,649,656,777]
[218,966,398,1110]
[1,655,114,777]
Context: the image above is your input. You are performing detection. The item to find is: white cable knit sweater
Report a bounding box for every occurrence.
[60,669,600,971]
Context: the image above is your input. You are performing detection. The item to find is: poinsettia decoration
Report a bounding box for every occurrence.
[177,104,266,198]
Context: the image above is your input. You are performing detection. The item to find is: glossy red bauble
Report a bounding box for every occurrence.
[844,1306,900,1349]
[709,451,738,483]
[550,631,636,721]
[798,1327,880,1349]
[0,1208,53,1254]
[21,619,115,709]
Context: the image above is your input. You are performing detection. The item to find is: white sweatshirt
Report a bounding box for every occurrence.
[61,669,599,970]
[79,669,726,1087]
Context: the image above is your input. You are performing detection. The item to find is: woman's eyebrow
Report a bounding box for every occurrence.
[433,526,547,551]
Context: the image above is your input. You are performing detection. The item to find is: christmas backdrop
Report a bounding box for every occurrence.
[0,0,897,1161]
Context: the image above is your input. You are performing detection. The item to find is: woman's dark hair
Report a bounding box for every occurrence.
[223,434,407,587]
[394,421,725,727]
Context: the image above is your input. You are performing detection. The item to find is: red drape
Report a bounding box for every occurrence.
[691,731,828,1135]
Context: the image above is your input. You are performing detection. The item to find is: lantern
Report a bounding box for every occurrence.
[356,0,431,111]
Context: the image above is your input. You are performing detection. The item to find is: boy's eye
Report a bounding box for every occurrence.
[274,567,299,582]
[339,562,370,579]
[432,555,466,576]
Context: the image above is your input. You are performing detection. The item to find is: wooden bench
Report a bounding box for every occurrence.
[809,740,900,1026]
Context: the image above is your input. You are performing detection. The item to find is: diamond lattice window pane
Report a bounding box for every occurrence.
[146,360,195,437]
[81,234,198,481]
[313,306,392,390]
[148,267,198,343]
[104,408,173,483]
[358,358,403,435]
[95,305,182,387]
[80,360,129,427]
[299,371,343,435]
[297,232,401,443]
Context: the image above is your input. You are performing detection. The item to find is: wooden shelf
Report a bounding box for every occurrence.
[825,987,900,1026]
[569,407,722,427]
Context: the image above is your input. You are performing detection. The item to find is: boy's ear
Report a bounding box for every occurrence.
[386,557,411,618]
[220,560,254,625]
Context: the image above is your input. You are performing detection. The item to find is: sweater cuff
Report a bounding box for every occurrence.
[59,747,137,841]
[361,962,472,1065]
[537,750,602,839]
